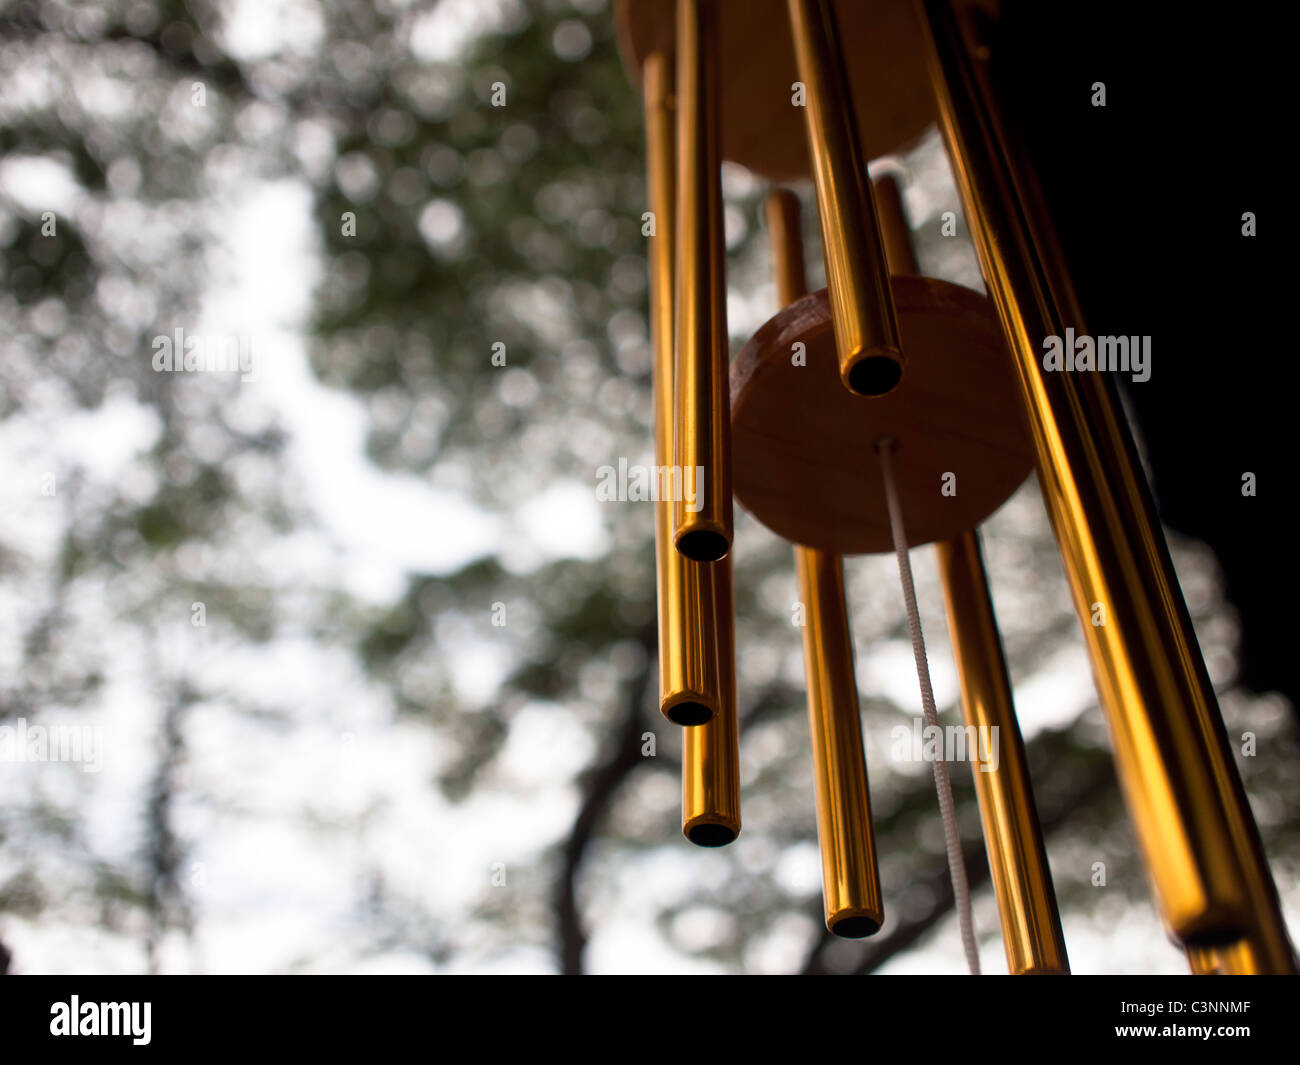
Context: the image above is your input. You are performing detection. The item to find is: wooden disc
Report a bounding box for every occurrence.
[731,277,1033,554]
[615,0,934,180]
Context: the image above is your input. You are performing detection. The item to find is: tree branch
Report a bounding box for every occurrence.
[552,623,657,975]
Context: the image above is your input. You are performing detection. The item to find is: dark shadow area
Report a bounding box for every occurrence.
[989,1,1292,713]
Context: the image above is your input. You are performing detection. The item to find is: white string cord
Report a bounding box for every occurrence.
[877,439,980,975]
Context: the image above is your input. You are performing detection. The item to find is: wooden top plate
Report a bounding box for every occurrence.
[616,0,935,180]
[730,277,1033,554]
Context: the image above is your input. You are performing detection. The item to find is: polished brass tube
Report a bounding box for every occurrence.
[796,546,884,936]
[786,0,903,397]
[936,532,1069,974]
[873,173,920,276]
[645,53,720,726]
[765,188,807,307]
[682,553,741,845]
[1187,937,1269,975]
[767,186,882,934]
[874,174,1066,971]
[916,0,1295,969]
[672,0,732,562]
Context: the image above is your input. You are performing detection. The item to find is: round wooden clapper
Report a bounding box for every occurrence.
[615,0,935,180]
[730,276,1034,554]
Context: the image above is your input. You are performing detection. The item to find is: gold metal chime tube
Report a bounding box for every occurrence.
[672,0,732,562]
[644,44,739,839]
[1186,937,1272,976]
[872,172,920,278]
[916,0,1295,970]
[768,189,883,935]
[682,553,741,845]
[645,52,722,728]
[875,172,1068,973]
[797,548,885,936]
[936,533,1069,973]
[787,0,903,396]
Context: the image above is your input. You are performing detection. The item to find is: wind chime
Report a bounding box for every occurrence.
[621,0,1296,974]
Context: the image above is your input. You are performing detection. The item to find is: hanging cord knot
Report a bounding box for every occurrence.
[876,438,981,975]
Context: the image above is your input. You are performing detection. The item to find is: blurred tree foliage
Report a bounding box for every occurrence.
[0,0,1296,975]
